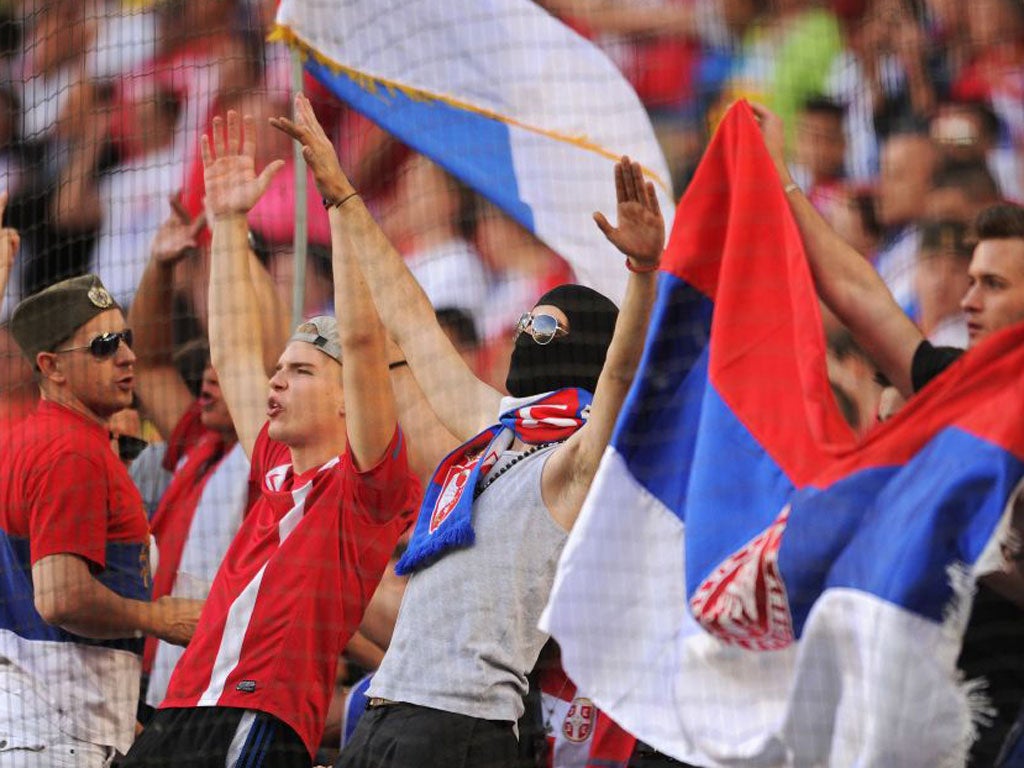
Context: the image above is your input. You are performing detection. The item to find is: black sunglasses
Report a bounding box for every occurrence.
[55,329,134,360]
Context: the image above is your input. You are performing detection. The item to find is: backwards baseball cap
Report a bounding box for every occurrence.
[10,274,121,361]
[289,315,342,364]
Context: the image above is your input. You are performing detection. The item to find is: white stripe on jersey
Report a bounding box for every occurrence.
[197,481,314,705]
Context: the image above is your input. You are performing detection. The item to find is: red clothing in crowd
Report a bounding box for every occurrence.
[161,424,419,757]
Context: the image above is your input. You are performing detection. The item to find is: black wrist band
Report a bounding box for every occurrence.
[388,360,408,370]
[322,191,359,210]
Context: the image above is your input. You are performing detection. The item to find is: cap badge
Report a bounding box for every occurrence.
[88,285,114,309]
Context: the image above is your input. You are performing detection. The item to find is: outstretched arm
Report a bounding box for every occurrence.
[271,96,502,442]
[129,198,206,440]
[542,158,664,531]
[0,191,20,315]
[203,112,285,458]
[751,103,923,398]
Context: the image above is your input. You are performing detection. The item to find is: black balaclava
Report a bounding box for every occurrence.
[505,284,619,398]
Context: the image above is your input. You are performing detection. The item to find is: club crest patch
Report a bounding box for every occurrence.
[429,453,481,533]
[689,505,794,651]
[562,697,595,743]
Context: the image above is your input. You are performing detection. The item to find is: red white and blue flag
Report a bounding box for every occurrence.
[541,101,1024,767]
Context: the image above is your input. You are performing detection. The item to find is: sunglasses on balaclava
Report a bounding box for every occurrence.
[505,285,618,398]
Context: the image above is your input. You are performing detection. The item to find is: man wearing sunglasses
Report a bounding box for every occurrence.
[272,94,664,768]
[0,274,204,767]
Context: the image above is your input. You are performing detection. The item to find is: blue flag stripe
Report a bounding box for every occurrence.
[304,58,536,235]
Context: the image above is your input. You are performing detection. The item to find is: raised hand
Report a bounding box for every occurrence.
[151,195,206,266]
[200,111,284,220]
[0,191,21,305]
[749,102,791,183]
[269,93,353,204]
[594,157,665,268]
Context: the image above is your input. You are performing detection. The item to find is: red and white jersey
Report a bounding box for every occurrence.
[161,424,419,756]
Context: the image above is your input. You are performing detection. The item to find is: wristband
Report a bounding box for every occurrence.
[322,191,359,210]
[625,258,660,274]
[388,360,408,370]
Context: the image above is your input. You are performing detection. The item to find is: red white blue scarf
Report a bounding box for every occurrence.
[395,388,591,575]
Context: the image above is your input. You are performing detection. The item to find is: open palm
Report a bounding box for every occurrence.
[201,112,284,219]
[594,157,665,266]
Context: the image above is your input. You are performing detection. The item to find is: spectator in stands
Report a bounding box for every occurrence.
[873,128,938,317]
[0,271,202,766]
[0,190,19,315]
[271,92,663,768]
[50,79,182,308]
[793,95,847,212]
[756,101,1024,768]
[127,197,288,717]
[715,0,842,152]
[914,218,973,348]
[925,158,1003,224]
[951,0,1024,201]
[931,99,1022,203]
[820,182,882,259]
[121,111,419,768]
[826,327,883,435]
[825,0,937,182]
[384,154,491,332]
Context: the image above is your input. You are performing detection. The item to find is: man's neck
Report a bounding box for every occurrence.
[289,434,348,476]
[40,387,108,428]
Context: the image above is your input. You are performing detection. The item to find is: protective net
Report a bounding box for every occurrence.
[1,1,1023,766]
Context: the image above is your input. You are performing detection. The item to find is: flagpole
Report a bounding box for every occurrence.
[290,49,308,329]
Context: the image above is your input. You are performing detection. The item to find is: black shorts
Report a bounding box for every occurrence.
[119,706,310,768]
[335,702,518,768]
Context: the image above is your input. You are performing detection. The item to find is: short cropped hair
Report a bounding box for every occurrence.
[976,203,1024,241]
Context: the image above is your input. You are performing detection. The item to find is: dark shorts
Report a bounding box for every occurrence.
[334,702,518,768]
[119,706,310,768]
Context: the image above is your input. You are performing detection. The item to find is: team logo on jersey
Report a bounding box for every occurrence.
[689,505,794,651]
[265,463,291,492]
[429,453,481,534]
[562,697,595,743]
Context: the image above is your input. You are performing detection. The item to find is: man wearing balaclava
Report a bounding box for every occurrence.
[273,94,665,768]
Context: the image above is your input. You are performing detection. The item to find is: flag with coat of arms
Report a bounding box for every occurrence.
[541,100,1024,768]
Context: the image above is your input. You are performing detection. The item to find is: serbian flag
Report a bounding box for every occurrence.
[270,0,673,305]
[541,101,1024,767]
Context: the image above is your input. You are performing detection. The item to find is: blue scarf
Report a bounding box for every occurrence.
[395,388,592,575]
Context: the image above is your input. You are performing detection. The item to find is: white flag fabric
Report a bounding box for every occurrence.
[272,0,673,305]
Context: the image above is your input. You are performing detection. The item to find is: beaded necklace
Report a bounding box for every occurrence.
[473,442,553,499]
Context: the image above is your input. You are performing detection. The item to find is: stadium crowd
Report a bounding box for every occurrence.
[0,0,1023,766]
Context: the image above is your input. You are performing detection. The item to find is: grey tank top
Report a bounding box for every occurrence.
[368,443,568,722]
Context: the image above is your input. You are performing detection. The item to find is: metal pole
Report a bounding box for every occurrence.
[290,49,308,329]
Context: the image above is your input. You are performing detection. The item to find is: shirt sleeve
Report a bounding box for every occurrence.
[29,452,110,568]
[343,428,422,526]
[911,341,965,393]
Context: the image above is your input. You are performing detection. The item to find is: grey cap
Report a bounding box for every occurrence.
[289,315,342,364]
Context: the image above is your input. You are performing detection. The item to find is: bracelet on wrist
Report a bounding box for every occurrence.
[388,360,408,370]
[625,257,660,274]
[783,182,800,195]
[322,191,359,210]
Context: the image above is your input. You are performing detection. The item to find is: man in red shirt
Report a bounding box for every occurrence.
[0,273,203,766]
[120,112,419,767]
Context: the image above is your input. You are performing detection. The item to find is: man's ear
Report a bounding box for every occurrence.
[36,351,66,384]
